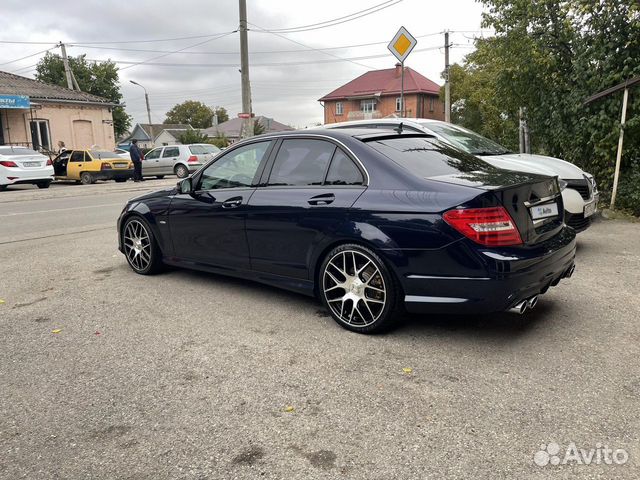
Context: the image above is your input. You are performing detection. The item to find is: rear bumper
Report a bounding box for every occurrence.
[94,169,133,181]
[2,166,54,185]
[188,163,202,172]
[395,226,577,314]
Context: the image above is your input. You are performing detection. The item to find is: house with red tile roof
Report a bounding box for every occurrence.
[318,63,444,124]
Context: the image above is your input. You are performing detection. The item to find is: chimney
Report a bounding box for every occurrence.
[395,62,402,78]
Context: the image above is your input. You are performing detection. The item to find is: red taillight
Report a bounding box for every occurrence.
[443,206,522,246]
[46,159,53,166]
[187,155,198,163]
[101,162,112,170]
[0,161,18,167]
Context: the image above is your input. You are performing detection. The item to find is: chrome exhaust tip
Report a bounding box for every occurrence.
[509,300,528,315]
[527,295,539,310]
[565,264,575,278]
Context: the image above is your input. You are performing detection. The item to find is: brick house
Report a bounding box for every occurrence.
[319,63,444,124]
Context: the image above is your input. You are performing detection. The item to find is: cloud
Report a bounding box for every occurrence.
[1,0,486,128]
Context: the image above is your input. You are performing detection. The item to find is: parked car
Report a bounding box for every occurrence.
[325,119,599,232]
[0,146,54,190]
[52,149,133,184]
[141,144,221,179]
[117,129,576,333]
[114,148,130,159]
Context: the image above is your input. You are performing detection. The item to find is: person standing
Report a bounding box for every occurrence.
[129,139,144,182]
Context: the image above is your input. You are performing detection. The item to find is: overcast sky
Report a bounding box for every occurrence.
[0,0,488,129]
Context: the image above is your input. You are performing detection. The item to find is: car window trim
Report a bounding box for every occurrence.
[192,138,276,192]
[323,146,365,186]
[259,136,368,188]
[263,138,337,188]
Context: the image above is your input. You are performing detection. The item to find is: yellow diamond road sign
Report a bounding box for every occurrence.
[388,26,417,63]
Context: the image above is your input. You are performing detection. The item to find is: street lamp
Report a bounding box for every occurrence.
[130,80,152,125]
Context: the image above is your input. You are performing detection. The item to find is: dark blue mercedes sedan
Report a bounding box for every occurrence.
[118,128,576,333]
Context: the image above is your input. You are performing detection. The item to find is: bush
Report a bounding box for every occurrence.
[615,161,640,216]
[206,133,230,149]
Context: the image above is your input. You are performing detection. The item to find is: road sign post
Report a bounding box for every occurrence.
[388,27,417,118]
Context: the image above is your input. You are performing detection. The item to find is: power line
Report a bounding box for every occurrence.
[86,45,441,68]
[67,31,443,56]
[248,22,374,69]
[262,0,402,33]
[0,46,57,66]
[118,31,236,72]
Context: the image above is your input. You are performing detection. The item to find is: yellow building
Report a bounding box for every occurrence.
[0,70,116,152]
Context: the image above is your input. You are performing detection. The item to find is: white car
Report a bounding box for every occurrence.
[114,148,130,159]
[326,118,599,232]
[0,146,54,191]
[141,143,221,179]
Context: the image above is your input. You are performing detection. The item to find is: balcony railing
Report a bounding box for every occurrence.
[347,111,382,121]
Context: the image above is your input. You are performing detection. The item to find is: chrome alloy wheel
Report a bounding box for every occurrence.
[123,219,152,272]
[322,249,386,327]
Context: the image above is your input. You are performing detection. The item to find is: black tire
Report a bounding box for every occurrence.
[36,182,50,189]
[156,175,165,179]
[121,216,163,275]
[174,164,189,178]
[318,243,403,334]
[80,172,94,185]
[115,178,127,183]
[0,185,7,191]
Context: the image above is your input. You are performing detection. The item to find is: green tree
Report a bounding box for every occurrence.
[207,132,230,149]
[178,129,209,144]
[213,106,229,123]
[449,0,640,211]
[253,119,266,135]
[165,101,214,129]
[35,52,131,138]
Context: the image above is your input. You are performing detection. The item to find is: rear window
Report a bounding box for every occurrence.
[201,145,220,154]
[90,150,120,160]
[189,145,205,154]
[365,136,496,178]
[0,147,41,156]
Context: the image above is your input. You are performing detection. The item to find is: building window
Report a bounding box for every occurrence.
[335,102,343,115]
[30,120,51,150]
[395,97,404,112]
[429,96,435,112]
[361,99,377,113]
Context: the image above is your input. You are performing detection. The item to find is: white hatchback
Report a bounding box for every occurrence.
[141,143,221,179]
[326,118,599,232]
[0,146,54,190]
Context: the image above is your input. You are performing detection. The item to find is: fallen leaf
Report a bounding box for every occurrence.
[284,405,295,413]
[402,367,413,375]
[0,299,5,305]
[52,329,62,334]
[95,331,101,336]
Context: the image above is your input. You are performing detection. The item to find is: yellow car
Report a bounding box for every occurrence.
[52,149,133,184]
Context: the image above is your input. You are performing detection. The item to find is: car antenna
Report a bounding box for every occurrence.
[394,122,404,134]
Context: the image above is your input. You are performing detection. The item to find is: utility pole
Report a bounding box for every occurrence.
[444,31,450,123]
[130,80,152,125]
[610,87,629,209]
[59,42,74,90]
[239,0,253,139]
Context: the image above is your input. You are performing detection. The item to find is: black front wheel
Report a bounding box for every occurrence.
[80,172,94,185]
[36,182,50,189]
[122,216,164,275]
[319,244,403,334]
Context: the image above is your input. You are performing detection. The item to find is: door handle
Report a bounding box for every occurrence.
[222,197,243,209]
[308,193,335,206]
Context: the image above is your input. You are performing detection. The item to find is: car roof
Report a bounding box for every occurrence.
[324,118,446,130]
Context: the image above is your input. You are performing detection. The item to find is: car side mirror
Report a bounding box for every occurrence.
[178,177,193,194]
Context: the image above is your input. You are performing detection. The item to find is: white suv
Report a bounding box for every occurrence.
[141,144,221,179]
[326,118,598,232]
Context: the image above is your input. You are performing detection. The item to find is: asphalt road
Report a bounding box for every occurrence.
[1,182,639,479]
